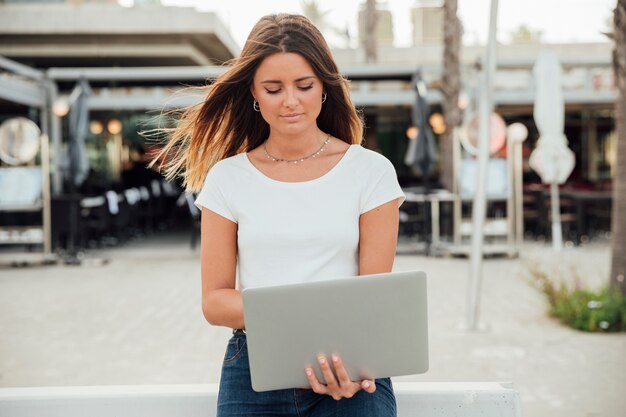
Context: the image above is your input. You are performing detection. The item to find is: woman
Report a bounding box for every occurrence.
[155,13,405,417]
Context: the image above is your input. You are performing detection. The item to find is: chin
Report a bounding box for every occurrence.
[275,121,314,135]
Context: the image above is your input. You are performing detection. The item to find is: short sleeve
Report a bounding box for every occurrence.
[194,166,237,223]
[360,157,406,214]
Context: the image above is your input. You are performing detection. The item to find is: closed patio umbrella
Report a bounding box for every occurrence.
[64,78,92,263]
[404,71,438,254]
[68,78,92,188]
[405,71,438,186]
[529,49,575,250]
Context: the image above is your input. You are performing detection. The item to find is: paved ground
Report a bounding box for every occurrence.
[0,230,624,417]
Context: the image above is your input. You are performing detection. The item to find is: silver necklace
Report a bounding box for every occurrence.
[263,135,331,164]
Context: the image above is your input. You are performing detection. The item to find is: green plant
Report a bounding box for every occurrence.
[527,266,626,332]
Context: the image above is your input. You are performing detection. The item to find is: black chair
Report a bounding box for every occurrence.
[177,192,201,250]
[586,203,612,238]
[398,201,427,238]
[123,188,143,239]
[79,195,110,247]
[137,186,154,234]
[51,194,85,251]
[522,190,543,238]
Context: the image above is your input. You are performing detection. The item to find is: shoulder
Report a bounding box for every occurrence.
[350,145,395,170]
[202,153,247,188]
[209,153,246,174]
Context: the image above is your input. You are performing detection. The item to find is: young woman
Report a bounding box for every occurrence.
[155,13,405,417]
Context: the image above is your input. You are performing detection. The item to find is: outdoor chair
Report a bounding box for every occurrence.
[586,203,612,238]
[176,192,201,250]
[522,190,543,238]
[123,188,143,239]
[79,195,110,248]
[399,200,427,238]
[137,186,154,235]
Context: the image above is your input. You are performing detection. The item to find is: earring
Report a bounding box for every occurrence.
[321,91,327,103]
[253,99,260,112]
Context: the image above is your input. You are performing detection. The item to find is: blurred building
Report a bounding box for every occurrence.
[0,1,237,68]
[0,0,618,251]
[357,1,394,47]
[331,41,615,187]
[411,0,444,45]
[0,0,238,193]
[0,0,239,253]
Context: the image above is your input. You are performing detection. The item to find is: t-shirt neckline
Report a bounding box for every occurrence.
[242,144,357,186]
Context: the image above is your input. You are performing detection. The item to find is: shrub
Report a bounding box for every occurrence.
[528,266,626,332]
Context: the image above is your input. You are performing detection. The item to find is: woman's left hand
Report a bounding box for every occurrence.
[305,354,376,400]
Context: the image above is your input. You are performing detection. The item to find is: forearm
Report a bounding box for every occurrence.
[359,199,400,276]
[202,288,245,329]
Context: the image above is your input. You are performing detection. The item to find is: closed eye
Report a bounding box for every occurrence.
[264,84,314,94]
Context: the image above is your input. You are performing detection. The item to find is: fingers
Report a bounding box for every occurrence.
[304,355,377,400]
[331,354,356,393]
[361,379,377,394]
[318,355,343,400]
[331,354,376,395]
[305,366,328,395]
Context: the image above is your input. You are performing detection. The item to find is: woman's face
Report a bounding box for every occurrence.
[251,52,324,136]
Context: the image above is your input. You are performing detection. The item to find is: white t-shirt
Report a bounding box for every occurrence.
[195,144,405,290]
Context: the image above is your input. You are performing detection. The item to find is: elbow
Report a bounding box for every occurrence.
[201,288,243,328]
[201,297,218,326]
[202,305,220,327]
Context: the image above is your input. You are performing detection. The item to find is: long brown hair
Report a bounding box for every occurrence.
[151,14,363,192]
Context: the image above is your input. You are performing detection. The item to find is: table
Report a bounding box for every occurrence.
[560,189,613,244]
[403,188,458,254]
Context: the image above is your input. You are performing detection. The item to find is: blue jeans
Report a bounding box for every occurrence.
[217,330,397,417]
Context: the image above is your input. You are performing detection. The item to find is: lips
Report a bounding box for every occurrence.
[281,113,303,122]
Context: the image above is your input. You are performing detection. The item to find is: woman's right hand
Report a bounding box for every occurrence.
[305,354,376,400]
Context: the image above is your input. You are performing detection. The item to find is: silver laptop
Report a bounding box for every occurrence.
[241,270,429,392]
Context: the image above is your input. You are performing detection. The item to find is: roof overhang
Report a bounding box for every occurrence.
[0,4,240,68]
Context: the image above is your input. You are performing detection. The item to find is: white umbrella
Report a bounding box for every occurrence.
[529,49,575,250]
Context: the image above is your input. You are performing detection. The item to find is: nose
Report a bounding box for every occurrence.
[283,87,298,109]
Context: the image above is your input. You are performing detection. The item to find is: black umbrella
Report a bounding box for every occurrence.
[405,71,439,254]
[409,71,438,188]
[64,78,92,263]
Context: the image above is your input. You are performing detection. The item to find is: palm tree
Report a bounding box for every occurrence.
[301,0,332,34]
[302,1,351,48]
[363,0,378,63]
[610,0,626,295]
[440,0,463,190]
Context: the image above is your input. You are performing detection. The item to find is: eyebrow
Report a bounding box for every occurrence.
[260,76,316,84]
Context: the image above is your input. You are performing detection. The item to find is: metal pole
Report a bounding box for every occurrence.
[465,0,498,331]
[514,139,522,246]
[44,78,63,194]
[550,182,563,250]
[452,129,462,246]
[0,55,44,80]
[41,133,52,256]
[38,85,52,256]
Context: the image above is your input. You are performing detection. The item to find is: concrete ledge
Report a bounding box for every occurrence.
[0,382,521,417]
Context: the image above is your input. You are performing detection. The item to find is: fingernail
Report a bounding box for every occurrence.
[332,355,339,363]
[318,356,326,364]
[363,381,370,388]
[306,368,312,376]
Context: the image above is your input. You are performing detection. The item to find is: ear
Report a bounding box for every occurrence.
[249,85,256,101]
